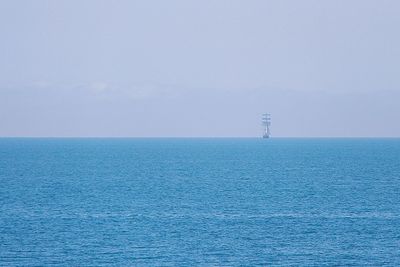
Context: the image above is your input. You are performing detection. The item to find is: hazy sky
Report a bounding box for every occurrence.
[1,0,399,137]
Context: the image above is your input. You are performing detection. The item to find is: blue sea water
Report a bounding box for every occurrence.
[1,138,400,266]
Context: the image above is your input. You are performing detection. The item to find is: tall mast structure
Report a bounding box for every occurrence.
[262,113,271,138]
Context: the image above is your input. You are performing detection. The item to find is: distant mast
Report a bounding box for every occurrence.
[262,113,271,138]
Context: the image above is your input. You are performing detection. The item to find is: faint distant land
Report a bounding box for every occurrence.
[262,113,271,138]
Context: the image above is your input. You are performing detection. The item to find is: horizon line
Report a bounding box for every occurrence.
[0,136,399,139]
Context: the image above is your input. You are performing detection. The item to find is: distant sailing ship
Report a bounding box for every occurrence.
[262,113,271,138]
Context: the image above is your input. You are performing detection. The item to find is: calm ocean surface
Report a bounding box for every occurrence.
[1,138,400,266]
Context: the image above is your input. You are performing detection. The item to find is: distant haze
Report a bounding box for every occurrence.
[1,0,399,137]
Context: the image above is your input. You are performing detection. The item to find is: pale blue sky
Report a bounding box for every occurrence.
[0,0,399,137]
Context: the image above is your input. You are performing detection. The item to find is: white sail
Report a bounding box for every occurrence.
[262,113,271,138]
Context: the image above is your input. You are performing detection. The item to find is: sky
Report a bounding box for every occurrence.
[0,0,399,137]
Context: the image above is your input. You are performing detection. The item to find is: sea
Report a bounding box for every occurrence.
[1,138,399,266]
